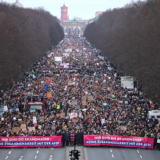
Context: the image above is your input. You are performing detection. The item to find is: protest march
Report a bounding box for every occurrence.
[0,37,160,149]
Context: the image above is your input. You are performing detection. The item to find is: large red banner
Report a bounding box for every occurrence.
[0,136,62,148]
[84,135,154,149]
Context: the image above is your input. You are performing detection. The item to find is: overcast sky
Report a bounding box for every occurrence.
[3,0,146,20]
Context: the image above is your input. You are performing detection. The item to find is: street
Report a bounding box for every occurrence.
[0,148,65,160]
[85,147,160,160]
[0,147,160,160]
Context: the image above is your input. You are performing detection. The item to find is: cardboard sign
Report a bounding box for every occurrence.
[82,96,87,101]
[28,127,35,131]
[21,124,26,131]
[72,119,78,123]
[88,96,93,101]
[13,127,21,133]
[82,101,87,106]
[97,107,101,111]
[60,112,65,118]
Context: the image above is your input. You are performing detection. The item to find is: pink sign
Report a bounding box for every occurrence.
[60,63,69,68]
[84,135,154,149]
[0,136,62,148]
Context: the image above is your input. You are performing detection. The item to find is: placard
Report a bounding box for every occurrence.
[28,127,35,131]
[60,112,65,118]
[21,124,26,132]
[13,127,21,133]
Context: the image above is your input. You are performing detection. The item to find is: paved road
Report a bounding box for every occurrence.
[0,147,160,160]
[0,148,65,160]
[85,147,160,160]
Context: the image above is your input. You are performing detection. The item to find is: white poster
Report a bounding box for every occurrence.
[4,105,8,111]
[69,113,78,119]
[33,116,37,124]
[101,118,105,124]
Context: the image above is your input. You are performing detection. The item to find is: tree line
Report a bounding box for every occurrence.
[0,3,64,90]
[84,0,160,102]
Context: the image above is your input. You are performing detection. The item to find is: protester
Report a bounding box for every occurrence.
[70,130,75,146]
[0,37,159,149]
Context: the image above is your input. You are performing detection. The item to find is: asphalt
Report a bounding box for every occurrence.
[85,147,160,160]
[0,148,65,160]
[0,147,160,160]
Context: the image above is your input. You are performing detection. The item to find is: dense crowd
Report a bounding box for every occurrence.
[0,38,160,149]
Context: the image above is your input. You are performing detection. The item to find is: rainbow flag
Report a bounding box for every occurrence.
[150,103,155,108]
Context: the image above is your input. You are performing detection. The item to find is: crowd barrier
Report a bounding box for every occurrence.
[0,136,62,148]
[84,135,154,149]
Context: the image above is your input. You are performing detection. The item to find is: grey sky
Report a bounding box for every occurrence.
[2,0,146,20]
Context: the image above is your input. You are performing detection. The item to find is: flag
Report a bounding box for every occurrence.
[47,92,51,98]
[46,77,51,84]
[44,84,48,91]
[150,103,155,108]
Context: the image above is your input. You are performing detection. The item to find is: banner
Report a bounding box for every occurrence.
[84,135,154,149]
[0,136,62,148]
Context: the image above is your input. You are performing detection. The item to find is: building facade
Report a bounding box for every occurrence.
[63,19,88,36]
[61,4,68,22]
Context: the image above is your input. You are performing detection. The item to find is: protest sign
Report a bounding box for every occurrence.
[4,105,8,112]
[88,96,93,101]
[69,113,78,119]
[72,119,78,123]
[21,124,26,131]
[82,101,87,106]
[97,107,101,111]
[60,112,65,118]
[39,117,44,123]
[28,127,35,131]
[82,96,87,101]
[72,100,77,105]
[33,117,37,124]
[75,105,80,109]
[13,127,21,132]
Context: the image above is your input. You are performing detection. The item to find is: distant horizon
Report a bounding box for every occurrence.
[2,0,146,20]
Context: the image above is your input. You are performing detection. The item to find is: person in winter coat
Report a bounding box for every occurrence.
[64,131,70,146]
[77,130,83,145]
[70,130,75,146]
[62,131,65,147]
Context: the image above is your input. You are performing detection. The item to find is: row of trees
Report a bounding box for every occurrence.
[84,0,160,101]
[0,3,64,90]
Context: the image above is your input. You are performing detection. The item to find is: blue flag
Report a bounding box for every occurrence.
[44,84,48,91]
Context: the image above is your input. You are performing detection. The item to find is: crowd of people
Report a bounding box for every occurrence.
[0,38,160,149]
